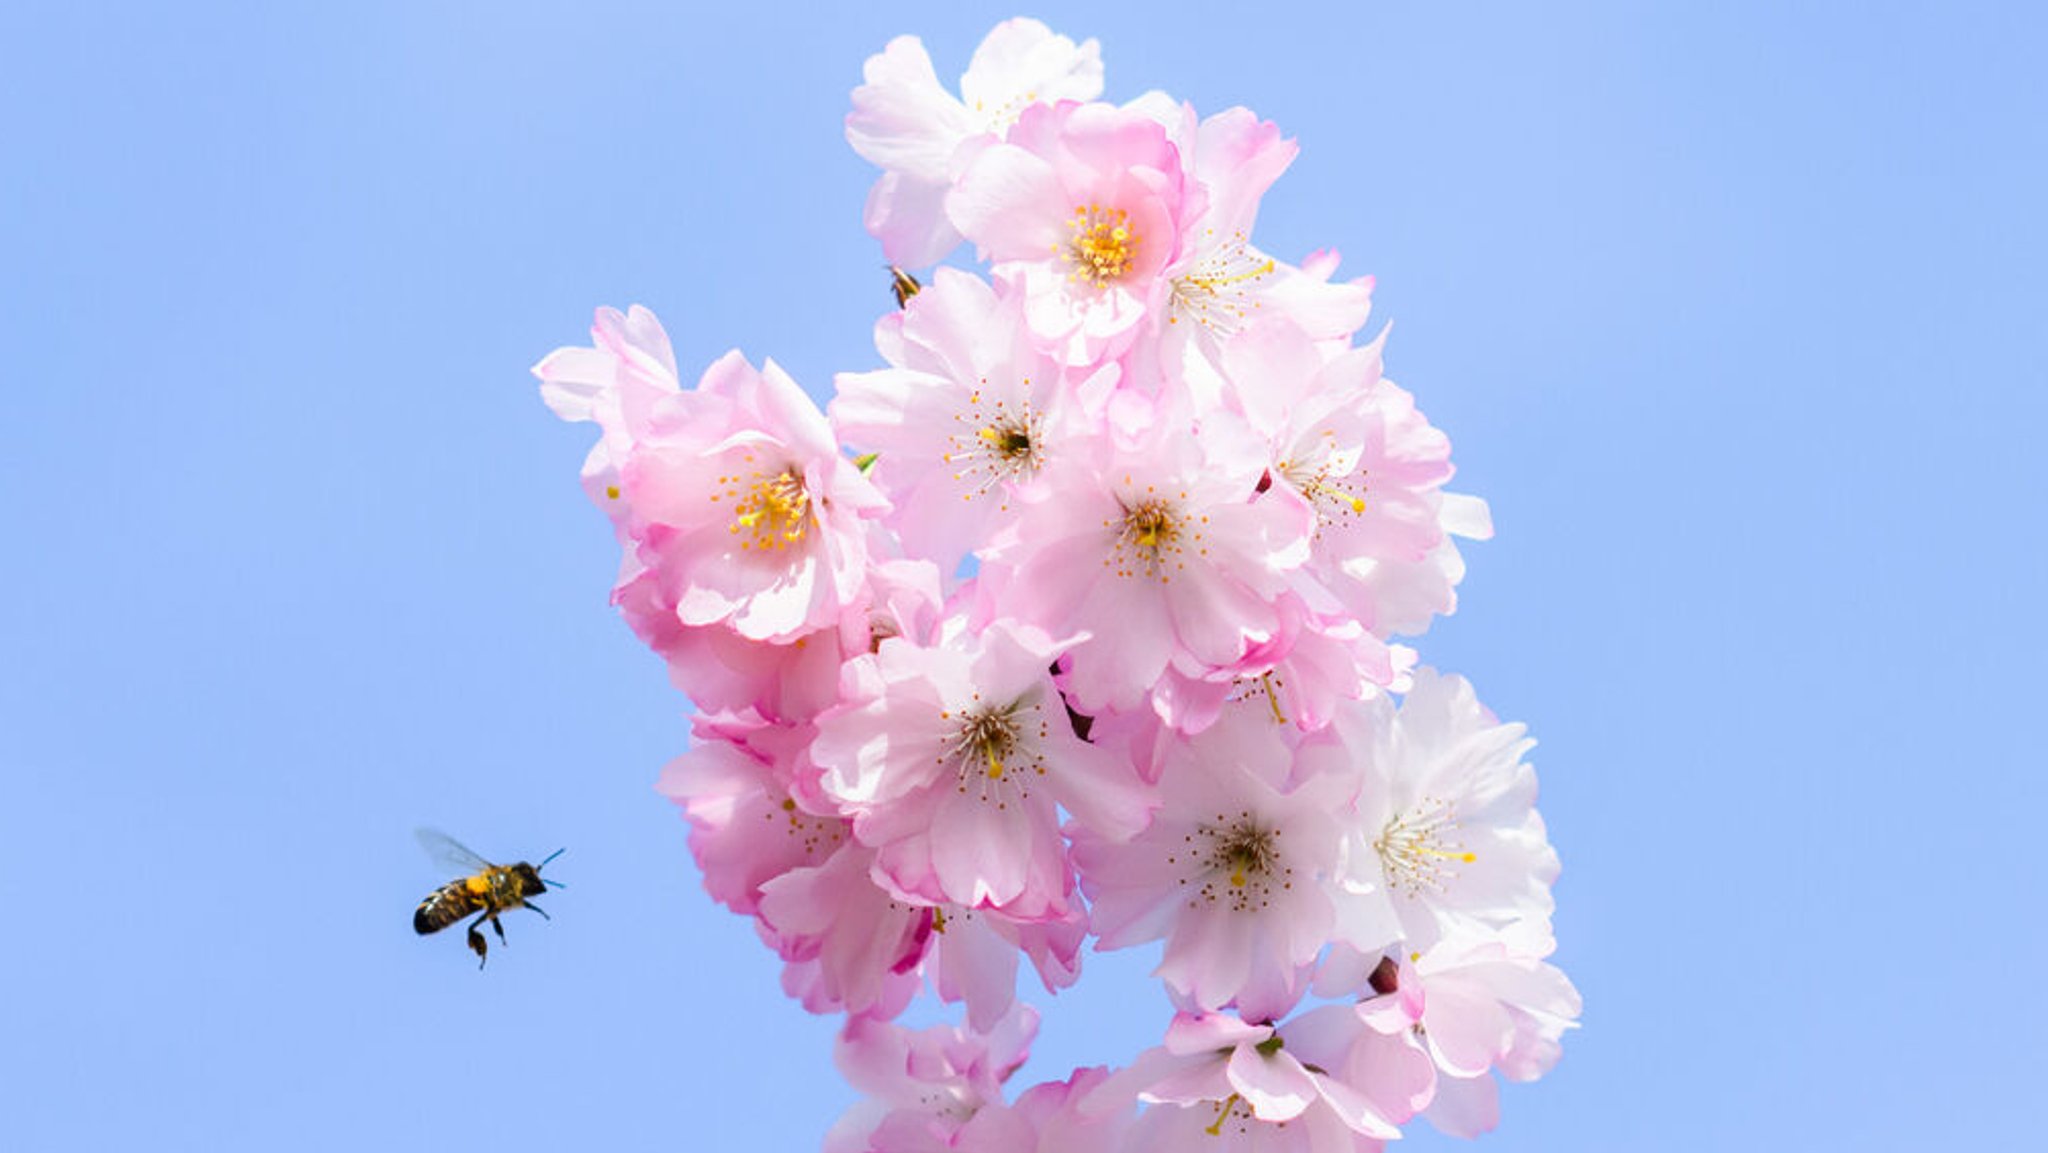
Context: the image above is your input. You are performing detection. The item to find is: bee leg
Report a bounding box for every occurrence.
[525,902,550,921]
[466,911,492,969]
[489,915,508,945]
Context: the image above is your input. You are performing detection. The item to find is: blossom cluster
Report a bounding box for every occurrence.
[539,18,1577,1151]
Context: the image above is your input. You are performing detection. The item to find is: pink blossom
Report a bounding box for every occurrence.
[1222,318,1493,647]
[848,19,1103,267]
[533,304,681,514]
[922,902,1088,1033]
[949,99,1202,362]
[1070,709,1355,1020]
[832,269,1108,577]
[976,404,1312,716]
[825,1006,1037,1153]
[1155,107,1362,349]
[758,840,926,1020]
[1313,925,1577,1140]
[656,708,845,917]
[544,21,1573,1147]
[1329,670,1558,953]
[1152,596,1394,735]
[992,1066,1136,1153]
[812,618,1151,919]
[1407,923,1579,1119]
[1102,1009,1421,1153]
[613,351,889,643]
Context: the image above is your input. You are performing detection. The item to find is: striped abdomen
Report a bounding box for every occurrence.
[414,878,487,935]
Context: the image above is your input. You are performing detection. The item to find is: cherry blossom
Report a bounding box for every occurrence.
[832,268,1106,578]
[976,400,1312,715]
[949,98,1201,362]
[542,18,1573,1151]
[811,618,1151,919]
[1329,670,1558,953]
[848,19,1103,267]
[1071,708,1357,1021]
[826,1006,1037,1153]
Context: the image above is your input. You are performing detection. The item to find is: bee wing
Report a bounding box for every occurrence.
[415,827,496,874]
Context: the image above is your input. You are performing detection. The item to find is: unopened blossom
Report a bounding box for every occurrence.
[1326,671,1558,954]
[1071,708,1354,1020]
[832,269,1107,577]
[812,618,1151,919]
[949,99,1202,362]
[848,19,1103,267]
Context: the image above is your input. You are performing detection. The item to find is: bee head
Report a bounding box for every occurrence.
[513,863,548,898]
[520,847,567,897]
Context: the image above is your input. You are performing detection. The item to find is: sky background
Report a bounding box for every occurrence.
[3,1,2043,1149]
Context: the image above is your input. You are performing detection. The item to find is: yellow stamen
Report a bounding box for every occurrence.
[729,468,811,551]
[1375,797,1477,896]
[1204,1094,1243,1136]
[1260,673,1288,725]
[1169,230,1276,335]
[1064,204,1140,288]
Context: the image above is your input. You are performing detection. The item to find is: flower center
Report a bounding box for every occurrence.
[1173,813,1291,914]
[942,387,1044,503]
[1106,489,1194,581]
[1279,434,1368,529]
[1064,204,1140,288]
[767,794,849,861]
[1374,795,1474,898]
[725,465,812,551]
[1204,1093,1251,1136]
[941,698,1050,805]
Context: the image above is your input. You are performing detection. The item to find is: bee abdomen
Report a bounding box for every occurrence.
[414,885,480,935]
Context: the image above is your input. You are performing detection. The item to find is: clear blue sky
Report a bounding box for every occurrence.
[3,2,2042,1149]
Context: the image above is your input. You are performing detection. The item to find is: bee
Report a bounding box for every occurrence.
[889,265,922,308]
[412,828,564,969]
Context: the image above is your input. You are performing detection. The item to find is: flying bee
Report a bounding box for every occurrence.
[889,265,922,308]
[412,828,564,969]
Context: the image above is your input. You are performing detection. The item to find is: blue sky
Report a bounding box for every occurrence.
[2,2,2042,1149]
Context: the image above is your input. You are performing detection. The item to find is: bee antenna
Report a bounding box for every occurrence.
[544,878,567,889]
[538,847,567,869]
